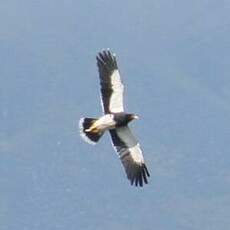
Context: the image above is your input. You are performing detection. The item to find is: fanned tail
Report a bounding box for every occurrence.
[79,117,104,145]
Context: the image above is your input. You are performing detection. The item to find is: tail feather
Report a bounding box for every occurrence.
[79,117,104,145]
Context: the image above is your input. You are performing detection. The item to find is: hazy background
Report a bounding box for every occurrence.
[1,0,230,229]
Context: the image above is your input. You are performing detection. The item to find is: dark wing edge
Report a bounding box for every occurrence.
[120,145,150,187]
[96,49,124,114]
[110,127,150,187]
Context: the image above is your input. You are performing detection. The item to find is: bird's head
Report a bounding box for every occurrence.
[127,113,139,122]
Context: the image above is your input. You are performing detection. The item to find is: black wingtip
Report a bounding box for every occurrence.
[143,164,150,177]
[96,49,118,70]
[129,164,150,187]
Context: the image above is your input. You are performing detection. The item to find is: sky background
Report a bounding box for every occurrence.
[1,0,230,229]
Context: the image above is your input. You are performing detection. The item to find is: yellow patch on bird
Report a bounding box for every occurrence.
[91,128,100,133]
[85,123,99,133]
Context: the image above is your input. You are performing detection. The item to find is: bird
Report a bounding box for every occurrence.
[79,49,150,187]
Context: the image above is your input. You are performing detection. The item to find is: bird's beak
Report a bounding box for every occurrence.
[132,115,139,120]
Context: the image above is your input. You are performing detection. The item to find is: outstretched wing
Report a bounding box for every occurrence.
[96,49,124,114]
[110,126,150,187]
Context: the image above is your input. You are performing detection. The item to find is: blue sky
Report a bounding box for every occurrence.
[1,0,230,229]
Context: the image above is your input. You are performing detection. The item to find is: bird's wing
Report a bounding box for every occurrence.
[110,126,150,187]
[96,49,124,114]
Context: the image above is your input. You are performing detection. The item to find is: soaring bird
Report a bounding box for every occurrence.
[79,49,150,187]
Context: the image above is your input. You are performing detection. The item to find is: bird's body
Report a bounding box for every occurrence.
[79,49,150,187]
[85,114,116,133]
[84,113,138,133]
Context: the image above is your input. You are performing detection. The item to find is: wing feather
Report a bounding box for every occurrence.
[110,127,150,187]
[96,49,124,114]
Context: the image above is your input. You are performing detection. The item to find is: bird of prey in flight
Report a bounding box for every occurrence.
[79,49,150,187]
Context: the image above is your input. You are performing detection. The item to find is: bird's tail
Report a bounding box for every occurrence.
[79,117,105,145]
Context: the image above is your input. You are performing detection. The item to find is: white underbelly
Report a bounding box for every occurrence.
[94,114,116,131]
